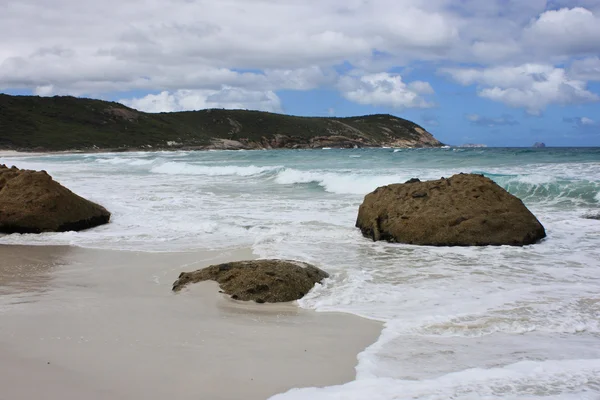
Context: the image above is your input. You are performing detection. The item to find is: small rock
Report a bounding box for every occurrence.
[173,259,329,303]
[583,212,600,220]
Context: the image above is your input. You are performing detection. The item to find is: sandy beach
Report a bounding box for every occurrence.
[0,150,29,158]
[0,244,382,400]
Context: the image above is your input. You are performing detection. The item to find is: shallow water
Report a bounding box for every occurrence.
[2,147,600,399]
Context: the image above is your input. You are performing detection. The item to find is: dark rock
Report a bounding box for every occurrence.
[172,259,329,303]
[405,178,421,184]
[355,173,546,246]
[583,212,600,220]
[0,165,111,233]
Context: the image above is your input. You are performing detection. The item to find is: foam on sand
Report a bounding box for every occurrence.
[271,358,600,400]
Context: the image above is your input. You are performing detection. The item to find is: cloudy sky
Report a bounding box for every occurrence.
[2,0,600,146]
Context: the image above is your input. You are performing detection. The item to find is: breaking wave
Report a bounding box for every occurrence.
[151,162,283,176]
[478,172,600,206]
[274,168,407,195]
[96,157,155,166]
[273,168,600,204]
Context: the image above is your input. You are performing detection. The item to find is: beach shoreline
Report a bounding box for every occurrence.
[0,146,416,158]
[0,150,37,157]
[0,244,382,400]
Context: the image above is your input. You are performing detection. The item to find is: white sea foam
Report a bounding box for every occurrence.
[150,162,282,176]
[1,148,600,400]
[96,157,155,166]
[274,168,407,195]
[270,359,600,400]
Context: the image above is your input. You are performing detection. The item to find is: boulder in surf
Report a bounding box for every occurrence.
[583,212,600,220]
[356,173,546,246]
[0,164,111,233]
[172,259,329,303]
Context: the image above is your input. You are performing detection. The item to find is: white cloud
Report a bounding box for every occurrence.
[0,0,459,96]
[570,57,600,81]
[407,80,435,95]
[580,117,595,125]
[338,72,434,109]
[263,67,336,90]
[442,64,599,114]
[120,88,282,113]
[469,41,522,63]
[33,85,56,97]
[0,0,599,113]
[0,52,332,97]
[563,116,599,129]
[523,7,600,56]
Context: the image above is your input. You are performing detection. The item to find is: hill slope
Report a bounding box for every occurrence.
[0,94,442,151]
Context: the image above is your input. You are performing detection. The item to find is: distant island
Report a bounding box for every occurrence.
[533,142,546,148]
[0,94,443,152]
[459,143,488,148]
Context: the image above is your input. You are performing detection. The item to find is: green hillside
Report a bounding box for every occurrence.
[0,94,442,151]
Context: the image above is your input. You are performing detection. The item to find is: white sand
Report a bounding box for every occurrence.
[0,150,29,157]
[0,245,381,400]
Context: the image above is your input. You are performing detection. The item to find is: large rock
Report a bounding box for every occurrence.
[172,260,329,303]
[0,165,111,233]
[356,173,546,246]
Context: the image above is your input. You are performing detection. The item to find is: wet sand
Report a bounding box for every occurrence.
[0,245,381,400]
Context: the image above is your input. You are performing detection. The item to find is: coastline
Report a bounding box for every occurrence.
[0,150,39,157]
[0,143,443,157]
[0,244,382,400]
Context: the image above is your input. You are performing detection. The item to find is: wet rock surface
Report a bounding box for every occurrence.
[356,173,546,246]
[0,165,111,233]
[172,259,329,303]
[583,212,600,220]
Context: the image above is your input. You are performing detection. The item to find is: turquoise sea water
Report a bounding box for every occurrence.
[2,147,600,399]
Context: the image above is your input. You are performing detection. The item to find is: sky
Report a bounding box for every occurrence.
[1,0,600,146]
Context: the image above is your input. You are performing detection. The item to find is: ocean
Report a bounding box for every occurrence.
[1,147,600,399]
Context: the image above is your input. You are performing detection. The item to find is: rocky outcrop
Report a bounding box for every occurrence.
[206,130,437,150]
[533,142,546,148]
[356,173,546,246]
[0,165,111,233]
[172,260,329,303]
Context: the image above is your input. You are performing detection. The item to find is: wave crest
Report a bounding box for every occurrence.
[477,172,600,206]
[151,162,282,176]
[274,168,406,195]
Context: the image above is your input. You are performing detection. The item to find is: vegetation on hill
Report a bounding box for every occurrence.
[0,94,442,151]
